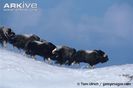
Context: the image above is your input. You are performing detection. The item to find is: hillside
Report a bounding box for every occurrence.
[0,49,133,88]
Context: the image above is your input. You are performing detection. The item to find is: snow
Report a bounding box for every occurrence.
[34,40,44,44]
[0,49,133,88]
[86,50,94,53]
[23,34,33,38]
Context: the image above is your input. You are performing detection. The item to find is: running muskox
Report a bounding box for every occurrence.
[52,46,76,65]
[53,47,109,67]
[9,34,40,50]
[72,49,109,68]
[25,40,56,61]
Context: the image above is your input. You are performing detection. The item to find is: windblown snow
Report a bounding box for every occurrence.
[0,49,133,88]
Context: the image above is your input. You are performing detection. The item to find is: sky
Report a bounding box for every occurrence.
[0,0,133,67]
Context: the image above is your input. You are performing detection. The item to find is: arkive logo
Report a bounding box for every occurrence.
[3,1,38,11]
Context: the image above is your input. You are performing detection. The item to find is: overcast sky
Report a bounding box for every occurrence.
[1,0,133,67]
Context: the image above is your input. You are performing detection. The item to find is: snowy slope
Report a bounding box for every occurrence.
[0,49,133,88]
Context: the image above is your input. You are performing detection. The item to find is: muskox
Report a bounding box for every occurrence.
[52,46,76,65]
[25,40,56,61]
[0,26,15,47]
[9,34,40,50]
[72,49,109,68]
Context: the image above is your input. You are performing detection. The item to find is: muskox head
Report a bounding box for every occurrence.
[52,47,62,58]
[0,27,15,47]
[7,29,16,39]
[0,27,15,38]
[94,50,109,63]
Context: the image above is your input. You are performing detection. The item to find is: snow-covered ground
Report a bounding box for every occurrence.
[0,49,133,88]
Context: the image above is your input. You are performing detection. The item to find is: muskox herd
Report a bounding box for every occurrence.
[0,26,109,68]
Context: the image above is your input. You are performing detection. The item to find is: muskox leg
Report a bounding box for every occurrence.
[64,60,69,66]
[17,48,22,53]
[55,60,63,65]
[47,58,51,64]
[13,45,15,48]
[66,60,75,66]
[92,65,95,69]
[88,65,95,69]
[22,52,27,56]
[71,61,76,66]
[43,58,51,64]
[77,62,80,67]
[31,55,36,60]
[3,41,7,48]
